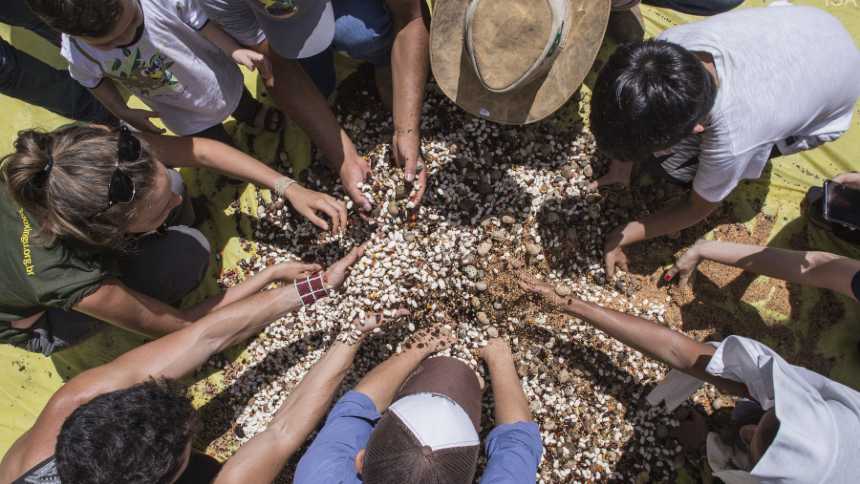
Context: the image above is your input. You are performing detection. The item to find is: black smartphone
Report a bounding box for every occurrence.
[823,180,860,230]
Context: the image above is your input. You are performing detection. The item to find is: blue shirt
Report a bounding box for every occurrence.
[294,391,544,484]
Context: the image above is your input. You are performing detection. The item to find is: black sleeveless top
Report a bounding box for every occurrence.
[13,452,223,483]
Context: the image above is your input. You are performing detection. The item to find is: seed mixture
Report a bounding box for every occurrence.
[199,84,720,483]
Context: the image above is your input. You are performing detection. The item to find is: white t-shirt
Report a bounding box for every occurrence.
[61,0,244,136]
[657,5,860,202]
[704,336,860,483]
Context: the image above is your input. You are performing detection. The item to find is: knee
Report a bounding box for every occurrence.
[334,7,393,63]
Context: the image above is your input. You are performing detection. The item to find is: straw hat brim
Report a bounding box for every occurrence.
[430,0,610,125]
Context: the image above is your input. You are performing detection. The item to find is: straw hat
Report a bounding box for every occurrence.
[430,0,610,125]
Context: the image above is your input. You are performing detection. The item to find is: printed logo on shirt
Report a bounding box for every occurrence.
[108,48,181,96]
[18,208,35,276]
[256,0,299,18]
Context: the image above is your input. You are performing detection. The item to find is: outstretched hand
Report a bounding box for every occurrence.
[603,227,630,280]
[325,243,368,289]
[123,108,165,134]
[588,159,633,190]
[271,261,322,282]
[232,49,272,81]
[665,242,704,287]
[340,157,373,212]
[392,130,428,206]
[353,308,410,336]
[283,184,348,233]
[517,272,565,307]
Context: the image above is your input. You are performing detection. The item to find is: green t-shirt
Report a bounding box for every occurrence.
[0,187,114,323]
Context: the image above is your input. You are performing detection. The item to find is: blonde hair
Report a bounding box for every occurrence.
[1,125,156,251]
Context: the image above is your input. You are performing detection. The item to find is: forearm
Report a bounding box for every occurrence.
[562,299,715,381]
[390,10,428,137]
[355,348,429,412]
[190,136,287,190]
[617,195,718,247]
[182,265,280,321]
[200,22,243,57]
[694,241,860,298]
[486,357,532,425]
[265,53,357,170]
[89,80,129,117]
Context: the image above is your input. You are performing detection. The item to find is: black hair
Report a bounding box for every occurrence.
[590,39,717,162]
[26,0,124,38]
[55,379,198,484]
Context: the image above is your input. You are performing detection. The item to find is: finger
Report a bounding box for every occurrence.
[620,259,630,274]
[326,198,348,233]
[299,263,323,273]
[303,209,330,231]
[345,184,372,212]
[257,56,273,80]
[833,173,850,184]
[680,271,693,288]
[404,156,418,183]
[605,256,616,280]
[314,202,341,232]
[664,266,679,282]
[339,243,367,267]
[409,169,428,205]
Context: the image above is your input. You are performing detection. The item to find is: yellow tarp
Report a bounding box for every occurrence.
[1,0,859,461]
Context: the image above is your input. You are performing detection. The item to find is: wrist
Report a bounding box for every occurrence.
[274,176,299,198]
[294,271,331,306]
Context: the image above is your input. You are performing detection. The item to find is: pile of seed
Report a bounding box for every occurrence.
[204,84,690,483]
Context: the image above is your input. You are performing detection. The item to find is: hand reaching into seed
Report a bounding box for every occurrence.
[340,156,373,212]
[271,261,322,281]
[407,323,457,355]
[664,240,705,287]
[588,158,634,190]
[479,337,513,363]
[353,308,410,336]
[325,243,369,289]
[517,272,565,307]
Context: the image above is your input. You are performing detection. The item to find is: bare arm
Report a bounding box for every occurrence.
[90,80,165,134]
[213,340,362,484]
[670,240,860,300]
[518,274,748,397]
[199,22,272,81]
[251,43,372,211]
[354,344,430,412]
[604,190,719,277]
[142,134,348,231]
[74,263,314,338]
[386,0,429,199]
[0,284,302,481]
[480,339,532,425]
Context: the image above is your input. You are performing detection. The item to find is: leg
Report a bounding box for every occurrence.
[642,0,742,16]
[0,38,116,124]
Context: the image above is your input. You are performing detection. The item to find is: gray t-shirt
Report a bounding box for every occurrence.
[60,0,244,135]
[658,4,860,202]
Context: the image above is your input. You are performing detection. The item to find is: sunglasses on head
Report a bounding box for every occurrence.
[101,126,140,212]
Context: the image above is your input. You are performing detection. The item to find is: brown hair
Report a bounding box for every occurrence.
[362,413,479,484]
[26,0,124,38]
[1,125,156,251]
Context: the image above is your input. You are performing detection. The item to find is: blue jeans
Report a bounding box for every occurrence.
[643,0,742,16]
[0,1,116,124]
[299,0,393,97]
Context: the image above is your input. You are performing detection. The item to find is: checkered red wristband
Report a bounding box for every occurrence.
[295,271,331,305]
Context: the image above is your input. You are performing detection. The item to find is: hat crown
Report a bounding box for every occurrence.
[468,0,556,91]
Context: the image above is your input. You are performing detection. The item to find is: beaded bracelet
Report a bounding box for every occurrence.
[274,176,298,197]
[295,271,331,306]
